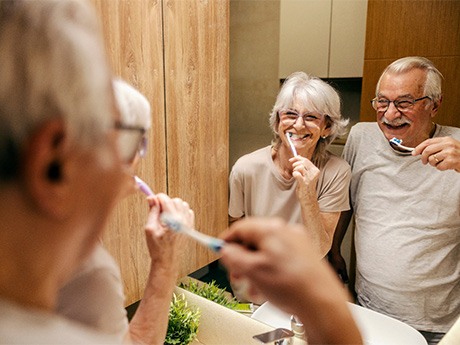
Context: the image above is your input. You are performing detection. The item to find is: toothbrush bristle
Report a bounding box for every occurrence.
[209,239,225,252]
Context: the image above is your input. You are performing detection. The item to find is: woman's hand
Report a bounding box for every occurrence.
[144,193,194,267]
[290,155,320,200]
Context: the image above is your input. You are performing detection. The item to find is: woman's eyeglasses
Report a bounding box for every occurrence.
[278,109,326,127]
[114,121,148,163]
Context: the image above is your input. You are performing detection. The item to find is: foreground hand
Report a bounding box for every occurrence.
[220,217,363,345]
[220,217,321,313]
[413,137,460,172]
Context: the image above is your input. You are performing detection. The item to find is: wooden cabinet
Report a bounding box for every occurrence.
[279,0,368,78]
[92,0,229,306]
[360,0,460,126]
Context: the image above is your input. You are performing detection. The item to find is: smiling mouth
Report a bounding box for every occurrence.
[289,133,310,140]
[383,123,410,131]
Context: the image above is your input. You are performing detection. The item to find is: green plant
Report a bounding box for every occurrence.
[165,293,201,345]
[180,279,238,310]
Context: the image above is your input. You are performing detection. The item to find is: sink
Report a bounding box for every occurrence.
[175,287,305,344]
[252,301,428,345]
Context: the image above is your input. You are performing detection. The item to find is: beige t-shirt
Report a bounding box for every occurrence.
[0,297,118,344]
[57,244,128,341]
[229,146,351,223]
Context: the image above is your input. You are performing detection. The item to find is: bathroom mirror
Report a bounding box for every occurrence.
[229,0,368,167]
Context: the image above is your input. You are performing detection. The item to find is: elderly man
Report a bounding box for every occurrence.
[329,56,460,345]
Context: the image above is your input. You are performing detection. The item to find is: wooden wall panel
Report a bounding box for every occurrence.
[163,0,229,277]
[93,0,229,306]
[360,0,460,126]
[92,0,167,306]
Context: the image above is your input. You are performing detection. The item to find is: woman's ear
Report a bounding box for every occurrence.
[22,119,71,219]
[321,118,333,138]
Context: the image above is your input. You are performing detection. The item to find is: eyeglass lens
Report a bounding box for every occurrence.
[279,110,322,126]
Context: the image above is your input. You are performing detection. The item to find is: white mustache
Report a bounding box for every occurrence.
[381,116,412,127]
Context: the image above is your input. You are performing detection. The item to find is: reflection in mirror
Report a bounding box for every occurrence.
[230,0,367,167]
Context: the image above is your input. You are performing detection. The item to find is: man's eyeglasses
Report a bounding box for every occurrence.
[278,109,326,127]
[114,121,147,163]
[370,96,431,113]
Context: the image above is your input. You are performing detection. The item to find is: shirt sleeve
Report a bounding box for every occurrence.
[228,163,245,218]
[317,157,352,212]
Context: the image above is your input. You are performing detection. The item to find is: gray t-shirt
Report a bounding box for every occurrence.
[344,122,460,332]
[229,145,351,223]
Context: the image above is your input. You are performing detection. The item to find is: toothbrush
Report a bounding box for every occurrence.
[134,175,155,196]
[134,176,224,252]
[389,137,414,152]
[286,132,298,156]
[160,213,225,253]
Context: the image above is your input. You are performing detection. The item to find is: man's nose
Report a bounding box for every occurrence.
[383,102,402,120]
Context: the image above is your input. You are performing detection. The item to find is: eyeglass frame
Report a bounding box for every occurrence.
[370,96,431,113]
[113,121,148,162]
[278,109,328,126]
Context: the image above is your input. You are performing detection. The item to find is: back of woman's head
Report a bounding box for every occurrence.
[113,79,151,130]
[0,0,113,180]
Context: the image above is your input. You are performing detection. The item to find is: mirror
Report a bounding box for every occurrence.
[229,0,367,167]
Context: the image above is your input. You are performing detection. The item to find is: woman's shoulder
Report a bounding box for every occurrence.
[323,152,351,174]
[232,146,271,168]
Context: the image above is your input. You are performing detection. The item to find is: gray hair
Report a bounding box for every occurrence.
[376,56,443,103]
[0,0,113,180]
[269,71,349,167]
[113,79,151,130]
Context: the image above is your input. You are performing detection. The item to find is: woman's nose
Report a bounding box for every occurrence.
[293,116,305,129]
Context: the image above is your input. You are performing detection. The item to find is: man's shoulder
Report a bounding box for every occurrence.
[439,125,460,139]
[349,122,379,137]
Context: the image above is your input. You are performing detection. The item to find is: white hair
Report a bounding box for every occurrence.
[113,79,151,130]
[269,71,349,167]
[376,56,443,103]
[0,0,113,179]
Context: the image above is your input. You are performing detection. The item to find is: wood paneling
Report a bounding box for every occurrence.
[360,0,460,126]
[92,0,229,306]
[163,0,229,277]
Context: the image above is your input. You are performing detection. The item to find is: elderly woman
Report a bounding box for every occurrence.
[229,71,350,258]
[57,79,194,344]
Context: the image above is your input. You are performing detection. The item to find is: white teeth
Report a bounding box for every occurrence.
[290,133,308,139]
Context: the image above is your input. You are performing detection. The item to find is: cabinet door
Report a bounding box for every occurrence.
[93,0,229,306]
[360,0,460,126]
[329,0,368,78]
[163,0,229,278]
[279,0,367,79]
[279,0,331,78]
[93,0,167,306]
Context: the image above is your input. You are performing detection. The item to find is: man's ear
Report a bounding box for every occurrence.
[22,119,71,219]
[431,95,442,118]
